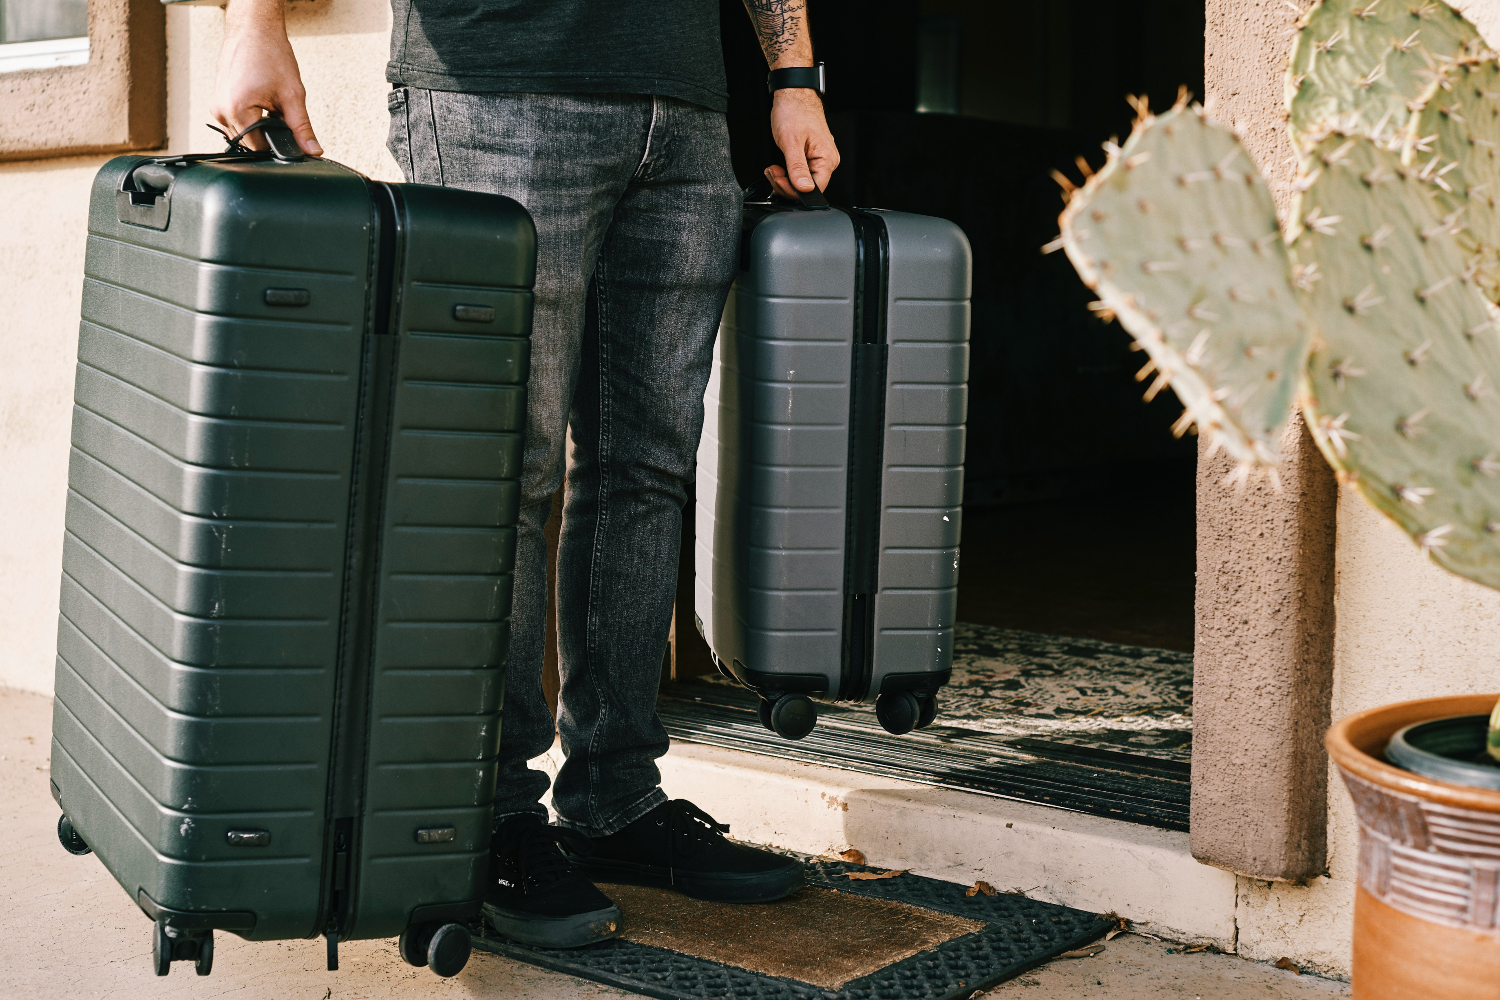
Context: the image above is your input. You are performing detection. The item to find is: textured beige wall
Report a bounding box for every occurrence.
[0,0,399,695]
[0,156,100,696]
[0,0,166,161]
[1195,0,1339,883]
[1203,0,1500,978]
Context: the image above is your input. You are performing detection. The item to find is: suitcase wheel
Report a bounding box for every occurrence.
[757,699,775,732]
[195,933,214,976]
[152,921,212,977]
[426,922,472,978]
[768,694,817,740]
[56,814,92,856]
[916,694,939,730]
[400,921,471,977]
[152,922,170,976]
[398,923,429,968]
[876,692,921,736]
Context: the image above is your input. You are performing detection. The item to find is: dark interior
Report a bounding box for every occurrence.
[715,0,1204,652]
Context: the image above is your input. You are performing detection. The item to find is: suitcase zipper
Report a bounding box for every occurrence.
[839,210,891,702]
[316,182,406,963]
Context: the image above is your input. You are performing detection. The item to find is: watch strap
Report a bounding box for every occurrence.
[768,62,825,95]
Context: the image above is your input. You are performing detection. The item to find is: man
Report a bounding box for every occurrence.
[211,0,839,950]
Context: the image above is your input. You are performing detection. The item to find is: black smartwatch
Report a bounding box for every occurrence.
[768,62,825,95]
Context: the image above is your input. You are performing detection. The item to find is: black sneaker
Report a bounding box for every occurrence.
[482,815,623,949]
[564,799,804,903]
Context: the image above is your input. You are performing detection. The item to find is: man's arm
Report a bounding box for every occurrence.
[210,0,322,155]
[743,0,839,198]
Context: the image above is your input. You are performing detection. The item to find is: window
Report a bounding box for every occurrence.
[0,0,164,161]
[0,0,89,74]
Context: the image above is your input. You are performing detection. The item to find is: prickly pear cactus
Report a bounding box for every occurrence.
[1058,102,1311,469]
[1489,697,1500,762]
[1292,130,1500,587]
[1286,0,1479,151]
[1409,47,1500,303]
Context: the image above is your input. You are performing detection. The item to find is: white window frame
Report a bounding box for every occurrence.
[0,35,89,75]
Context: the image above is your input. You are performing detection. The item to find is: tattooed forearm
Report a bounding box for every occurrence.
[743,0,808,66]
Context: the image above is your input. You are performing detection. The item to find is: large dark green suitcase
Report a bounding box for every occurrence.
[48,122,534,978]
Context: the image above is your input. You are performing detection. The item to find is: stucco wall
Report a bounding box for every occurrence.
[1203,0,1500,978]
[0,0,398,695]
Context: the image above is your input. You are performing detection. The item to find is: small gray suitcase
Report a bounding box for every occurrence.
[694,187,971,739]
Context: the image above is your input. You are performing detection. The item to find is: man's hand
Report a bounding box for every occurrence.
[766,88,839,199]
[209,0,321,155]
[742,0,839,198]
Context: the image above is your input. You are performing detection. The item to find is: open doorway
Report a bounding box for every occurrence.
[659,0,1204,829]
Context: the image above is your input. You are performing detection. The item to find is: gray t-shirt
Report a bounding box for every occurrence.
[387,0,729,113]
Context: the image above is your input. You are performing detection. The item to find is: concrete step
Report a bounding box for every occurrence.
[541,739,1238,948]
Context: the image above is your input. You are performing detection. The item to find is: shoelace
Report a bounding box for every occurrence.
[503,822,592,896]
[664,800,731,885]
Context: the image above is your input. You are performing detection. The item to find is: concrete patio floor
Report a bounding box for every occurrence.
[1,685,1348,999]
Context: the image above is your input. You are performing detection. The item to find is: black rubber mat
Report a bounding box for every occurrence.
[657,684,1189,831]
[472,857,1112,1000]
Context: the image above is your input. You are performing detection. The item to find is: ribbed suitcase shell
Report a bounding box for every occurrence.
[695,203,970,704]
[50,152,534,946]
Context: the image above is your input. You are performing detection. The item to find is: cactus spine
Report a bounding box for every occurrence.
[1057,99,1310,470]
[1286,0,1478,154]
[1055,0,1500,756]
[1291,128,1500,588]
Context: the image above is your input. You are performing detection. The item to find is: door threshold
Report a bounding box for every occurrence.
[658,681,1189,830]
[649,740,1236,948]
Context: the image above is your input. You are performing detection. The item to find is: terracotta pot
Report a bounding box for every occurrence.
[1326,695,1500,1000]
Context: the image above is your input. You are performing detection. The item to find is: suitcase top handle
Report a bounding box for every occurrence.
[217,117,307,163]
[117,118,311,230]
[743,176,830,212]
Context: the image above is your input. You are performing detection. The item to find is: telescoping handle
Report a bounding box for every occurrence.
[742,175,831,211]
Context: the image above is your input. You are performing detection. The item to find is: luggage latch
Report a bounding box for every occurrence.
[452,304,495,324]
[264,288,311,307]
[225,829,271,847]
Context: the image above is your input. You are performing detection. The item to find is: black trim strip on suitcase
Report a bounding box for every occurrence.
[316,182,406,954]
[839,210,890,703]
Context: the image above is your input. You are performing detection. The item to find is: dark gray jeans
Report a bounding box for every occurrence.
[387,89,741,836]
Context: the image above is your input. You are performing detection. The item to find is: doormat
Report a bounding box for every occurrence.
[471,856,1112,1000]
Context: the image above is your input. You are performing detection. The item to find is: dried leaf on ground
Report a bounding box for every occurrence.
[839,849,867,865]
[1275,957,1302,975]
[1058,944,1107,959]
[1103,913,1129,940]
[1183,942,1212,953]
[965,880,998,897]
[840,870,906,881]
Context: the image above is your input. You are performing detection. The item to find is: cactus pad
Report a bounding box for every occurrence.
[1058,104,1311,467]
[1409,47,1500,303]
[1292,130,1500,587]
[1286,0,1479,151]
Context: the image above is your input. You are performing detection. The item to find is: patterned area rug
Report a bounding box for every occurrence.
[939,623,1192,761]
[707,623,1193,763]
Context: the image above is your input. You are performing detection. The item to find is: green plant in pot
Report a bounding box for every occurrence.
[1052,0,1500,992]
